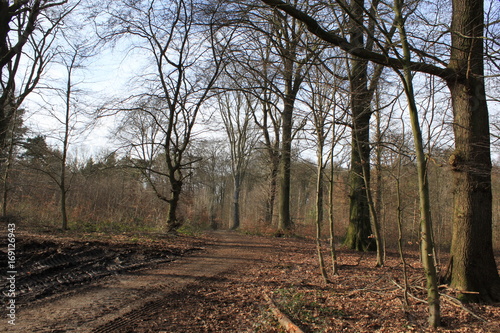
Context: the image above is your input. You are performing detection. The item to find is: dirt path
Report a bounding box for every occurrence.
[11,231,277,333]
[7,231,498,332]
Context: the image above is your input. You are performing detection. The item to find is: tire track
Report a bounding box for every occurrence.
[12,232,272,332]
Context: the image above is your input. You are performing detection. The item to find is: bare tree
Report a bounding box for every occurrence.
[217,86,260,230]
[303,61,342,282]
[108,0,232,232]
[42,32,94,230]
[0,0,71,152]
[391,0,440,324]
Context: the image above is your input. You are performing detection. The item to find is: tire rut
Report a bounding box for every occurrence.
[10,232,272,333]
[2,238,191,305]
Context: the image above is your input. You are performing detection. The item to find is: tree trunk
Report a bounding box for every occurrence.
[60,185,68,231]
[278,55,298,232]
[278,102,293,232]
[167,178,183,233]
[344,111,374,251]
[446,81,499,301]
[231,174,241,230]
[264,154,279,225]
[315,140,329,283]
[442,0,500,302]
[343,0,374,252]
[329,127,338,276]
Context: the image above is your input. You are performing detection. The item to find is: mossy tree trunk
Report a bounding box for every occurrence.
[344,110,374,251]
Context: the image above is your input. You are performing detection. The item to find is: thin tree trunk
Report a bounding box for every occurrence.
[359,153,384,266]
[60,57,74,231]
[394,0,440,325]
[329,144,338,276]
[395,155,409,307]
[278,98,293,233]
[375,93,385,262]
[315,142,329,283]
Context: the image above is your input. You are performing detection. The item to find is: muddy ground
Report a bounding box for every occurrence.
[1,230,499,332]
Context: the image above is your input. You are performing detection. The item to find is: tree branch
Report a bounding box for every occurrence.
[259,0,457,81]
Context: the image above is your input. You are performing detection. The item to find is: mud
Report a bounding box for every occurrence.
[2,231,275,332]
[1,235,197,305]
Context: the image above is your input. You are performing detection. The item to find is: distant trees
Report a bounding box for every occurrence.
[1,107,26,216]
[221,3,319,232]
[105,0,232,232]
[217,87,260,230]
[223,20,282,226]
[19,134,79,227]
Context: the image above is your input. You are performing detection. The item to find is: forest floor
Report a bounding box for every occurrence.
[2,229,499,332]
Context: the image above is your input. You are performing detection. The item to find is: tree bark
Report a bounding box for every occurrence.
[343,0,375,252]
[167,177,183,233]
[278,98,293,232]
[231,174,241,230]
[443,0,500,302]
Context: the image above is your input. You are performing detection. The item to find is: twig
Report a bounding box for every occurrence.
[392,281,489,323]
[440,293,488,323]
[391,279,427,303]
[347,274,388,297]
[263,292,305,333]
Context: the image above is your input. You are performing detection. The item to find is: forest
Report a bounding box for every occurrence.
[1,0,500,330]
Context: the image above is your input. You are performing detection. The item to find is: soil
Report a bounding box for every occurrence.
[1,230,499,332]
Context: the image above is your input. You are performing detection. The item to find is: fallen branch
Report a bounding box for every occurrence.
[440,293,488,323]
[263,293,305,333]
